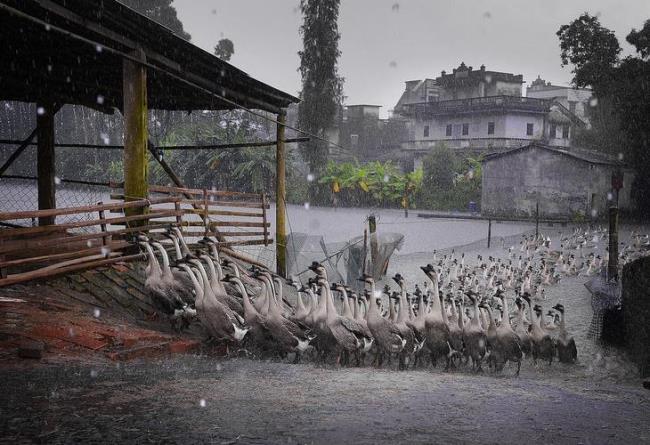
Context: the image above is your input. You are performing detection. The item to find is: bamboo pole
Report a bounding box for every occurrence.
[368,215,379,279]
[122,47,149,219]
[276,110,287,277]
[36,102,57,226]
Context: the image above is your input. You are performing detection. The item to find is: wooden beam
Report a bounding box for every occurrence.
[36,102,56,226]
[276,110,287,277]
[123,47,149,218]
[0,128,38,176]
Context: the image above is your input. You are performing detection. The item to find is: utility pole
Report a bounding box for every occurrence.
[275,110,287,277]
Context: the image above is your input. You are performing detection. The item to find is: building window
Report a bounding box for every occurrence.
[569,101,577,114]
[350,134,359,147]
[550,123,557,138]
[446,124,452,137]
[487,122,495,135]
[527,123,534,136]
[423,125,430,137]
[462,123,469,136]
[562,124,570,138]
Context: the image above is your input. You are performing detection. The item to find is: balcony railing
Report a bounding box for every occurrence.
[403,95,551,116]
[401,137,536,152]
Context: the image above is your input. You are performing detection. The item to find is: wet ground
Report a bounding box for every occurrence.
[1,356,649,444]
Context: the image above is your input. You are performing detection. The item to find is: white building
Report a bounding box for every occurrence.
[395,63,586,170]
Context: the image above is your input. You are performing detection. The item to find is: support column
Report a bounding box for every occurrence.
[123,48,148,217]
[275,111,287,277]
[36,102,56,226]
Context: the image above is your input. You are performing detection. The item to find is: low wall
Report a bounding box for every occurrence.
[622,256,650,378]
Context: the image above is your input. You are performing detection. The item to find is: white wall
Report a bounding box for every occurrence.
[414,112,543,141]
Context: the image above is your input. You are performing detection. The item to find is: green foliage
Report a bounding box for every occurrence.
[557,13,621,91]
[416,145,482,211]
[297,0,343,190]
[558,14,650,217]
[214,38,235,61]
[318,160,422,208]
[118,0,191,41]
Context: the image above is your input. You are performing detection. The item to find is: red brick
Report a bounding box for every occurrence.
[168,339,200,354]
[106,342,170,361]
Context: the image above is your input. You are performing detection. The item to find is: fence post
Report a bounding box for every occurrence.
[203,188,209,236]
[487,218,492,248]
[535,200,540,238]
[608,205,619,282]
[262,193,269,246]
[174,199,183,232]
[97,202,107,246]
[369,214,379,278]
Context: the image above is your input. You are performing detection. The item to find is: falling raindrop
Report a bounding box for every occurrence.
[36,106,45,115]
[199,399,207,407]
[591,209,598,217]
[47,64,52,72]
[54,176,61,185]
[304,202,310,210]
[44,24,51,31]
[391,3,400,12]
[211,9,217,15]
[87,240,93,247]
[607,192,613,201]
[96,95,104,105]
[216,364,222,371]
[101,246,111,257]
[93,308,101,318]
[485,74,493,83]
[589,97,598,107]
[95,44,103,53]
[68,327,75,337]
[388,61,397,68]
[306,173,315,182]
[90,369,98,378]
[373,290,382,299]
[383,174,390,183]
[617,153,624,161]
[100,132,110,145]
[483,11,492,19]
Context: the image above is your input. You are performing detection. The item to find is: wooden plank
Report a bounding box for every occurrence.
[0,210,180,238]
[0,223,168,255]
[215,239,272,247]
[0,197,177,221]
[0,253,145,288]
[0,241,129,269]
[181,208,264,218]
[149,184,261,199]
[209,221,270,228]
[173,199,267,209]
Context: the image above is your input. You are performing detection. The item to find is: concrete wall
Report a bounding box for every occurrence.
[481,146,633,218]
[622,256,650,377]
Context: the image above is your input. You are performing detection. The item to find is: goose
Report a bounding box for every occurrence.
[420,264,451,369]
[359,274,405,368]
[513,297,532,357]
[552,304,577,364]
[463,291,487,372]
[199,254,243,315]
[522,293,554,365]
[444,294,464,368]
[391,274,416,370]
[326,282,372,366]
[493,290,523,376]
[189,259,249,344]
[151,242,193,306]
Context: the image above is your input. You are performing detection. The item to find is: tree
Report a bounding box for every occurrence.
[214,38,235,61]
[557,13,621,92]
[297,0,344,201]
[558,15,650,217]
[422,143,457,192]
[119,0,191,41]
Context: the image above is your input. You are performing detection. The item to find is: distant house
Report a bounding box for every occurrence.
[394,63,587,170]
[526,76,593,128]
[481,143,633,219]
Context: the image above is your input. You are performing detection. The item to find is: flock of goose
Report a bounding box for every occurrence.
[137,226,649,376]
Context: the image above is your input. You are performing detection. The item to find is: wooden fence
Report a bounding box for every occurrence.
[0,185,271,286]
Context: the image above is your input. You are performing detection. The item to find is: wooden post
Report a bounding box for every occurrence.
[203,188,209,236]
[123,48,148,219]
[174,200,183,231]
[608,205,619,281]
[276,110,287,277]
[36,102,56,226]
[98,202,107,246]
[368,214,379,279]
[487,219,492,248]
[262,193,269,246]
[362,228,368,276]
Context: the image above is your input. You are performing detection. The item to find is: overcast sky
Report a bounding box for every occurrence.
[175,0,650,118]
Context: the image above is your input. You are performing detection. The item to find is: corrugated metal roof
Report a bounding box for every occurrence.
[482,142,623,166]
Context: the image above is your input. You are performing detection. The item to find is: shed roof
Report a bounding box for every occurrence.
[0,0,299,114]
[482,142,623,166]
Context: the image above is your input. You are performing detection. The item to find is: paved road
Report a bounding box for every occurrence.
[1,357,648,444]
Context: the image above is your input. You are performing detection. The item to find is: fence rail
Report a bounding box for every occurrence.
[0,184,272,286]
